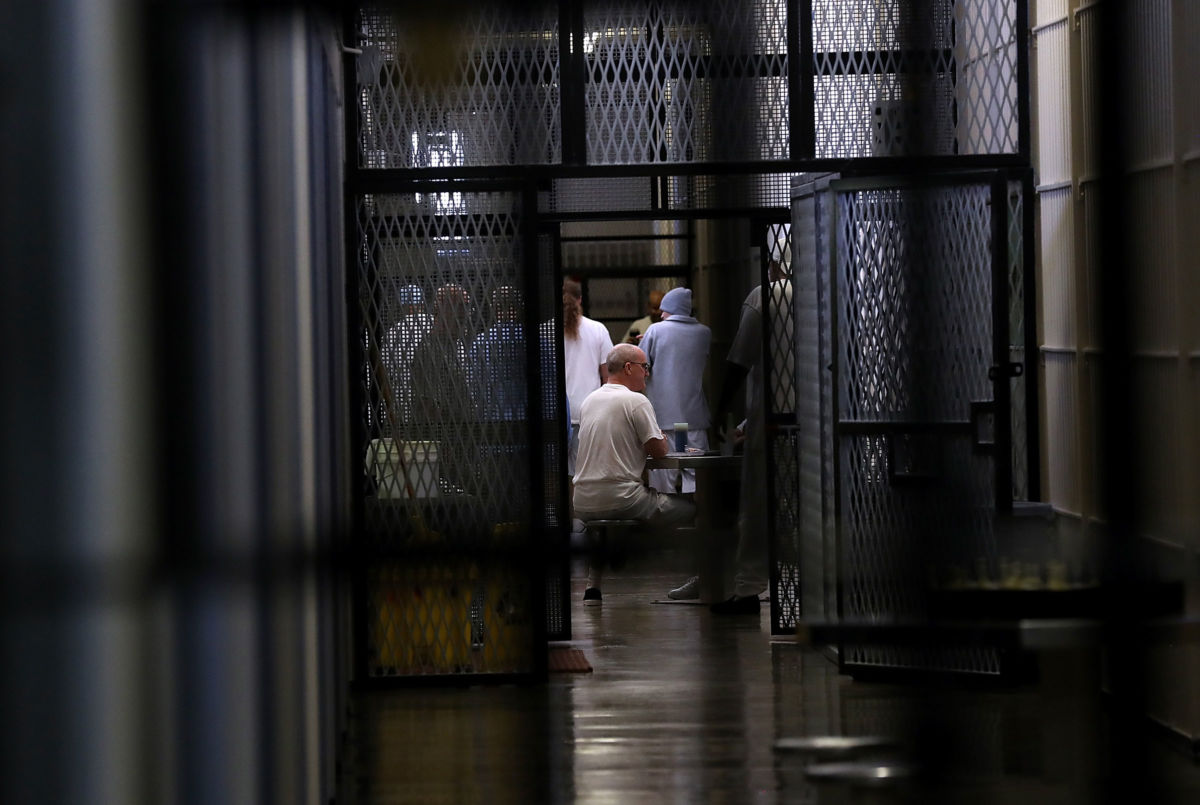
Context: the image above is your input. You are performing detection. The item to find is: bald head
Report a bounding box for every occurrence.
[606,343,643,374]
[606,343,651,392]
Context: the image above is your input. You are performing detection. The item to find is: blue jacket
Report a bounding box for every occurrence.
[641,315,711,429]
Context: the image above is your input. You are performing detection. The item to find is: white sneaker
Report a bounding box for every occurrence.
[667,576,700,600]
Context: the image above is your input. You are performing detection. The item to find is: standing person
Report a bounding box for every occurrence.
[562,279,613,532]
[469,285,526,421]
[411,284,478,495]
[574,344,696,605]
[641,286,711,493]
[382,284,434,426]
[468,285,538,521]
[707,260,795,615]
[620,288,665,344]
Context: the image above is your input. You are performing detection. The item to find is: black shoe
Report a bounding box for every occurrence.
[583,587,603,607]
[710,594,760,615]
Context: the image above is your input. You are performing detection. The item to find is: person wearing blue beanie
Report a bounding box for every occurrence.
[658,286,693,317]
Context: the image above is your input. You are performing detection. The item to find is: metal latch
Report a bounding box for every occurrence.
[987,362,1024,381]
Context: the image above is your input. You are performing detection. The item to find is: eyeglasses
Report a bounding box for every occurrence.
[626,361,651,374]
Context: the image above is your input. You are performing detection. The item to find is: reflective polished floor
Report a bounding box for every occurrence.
[339,548,1200,804]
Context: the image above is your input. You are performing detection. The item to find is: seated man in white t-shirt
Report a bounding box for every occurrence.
[573,343,696,605]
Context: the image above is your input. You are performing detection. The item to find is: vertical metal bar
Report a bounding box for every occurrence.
[790,0,816,158]
[757,222,780,631]
[550,222,572,639]
[1021,169,1041,500]
[828,188,846,672]
[1096,1,1150,800]
[990,174,1013,514]
[559,0,586,165]
[1015,0,1032,161]
[341,7,369,683]
[520,182,549,677]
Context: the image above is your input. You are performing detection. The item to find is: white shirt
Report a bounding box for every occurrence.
[563,315,613,424]
[572,383,665,512]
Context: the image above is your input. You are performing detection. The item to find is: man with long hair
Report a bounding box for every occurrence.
[562,280,613,532]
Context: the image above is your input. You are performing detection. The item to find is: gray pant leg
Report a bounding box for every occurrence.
[732,430,768,598]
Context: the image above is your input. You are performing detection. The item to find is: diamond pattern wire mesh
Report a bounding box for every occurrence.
[352,0,1021,172]
[771,428,802,629]
[357,189,543,677]
[368,561,535,676]
[836,186,994,424]
[354,3,562,169]
[764,221,801,631]
[583,0,789,164]
[834,182,1000,675]
[954,0,1020,155]
[765,222,797,416]
[812,0,1018,158]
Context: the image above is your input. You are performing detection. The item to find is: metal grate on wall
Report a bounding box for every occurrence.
[356,188,548,678]
[354,3,563,169]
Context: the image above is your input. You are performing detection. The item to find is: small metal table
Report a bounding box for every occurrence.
[645,450,742,601]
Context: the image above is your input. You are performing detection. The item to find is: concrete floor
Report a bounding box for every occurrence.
[338,548,1200,804]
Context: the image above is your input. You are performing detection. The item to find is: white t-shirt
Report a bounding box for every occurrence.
[572,383,665,512]
[563,315,613,424]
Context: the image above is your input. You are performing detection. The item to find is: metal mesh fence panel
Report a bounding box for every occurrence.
[764,221,800,632]
[356,188,544,677]
[836,186,994,424]
[812,0,1019,158]
[354,3,562,169]
[833,182,1001,675]
[583,0,790,164]
[954,0,1020,155]
[352,0,1021,171]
